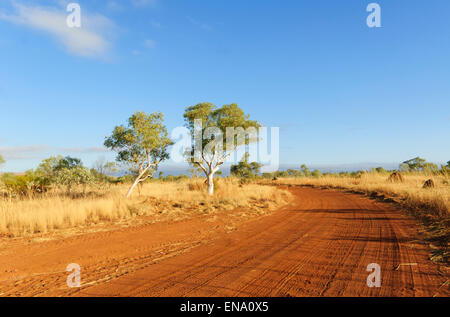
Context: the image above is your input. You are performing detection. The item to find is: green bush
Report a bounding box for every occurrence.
[230,153,263,179]
[163,174,190,182]
[0,156,98,197]
[0,170,48,197]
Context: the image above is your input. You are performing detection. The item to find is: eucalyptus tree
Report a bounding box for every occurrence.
[35,156,92,194]
[402,157,426,171]
[184,102,260,195]
[230,152,263,179]
[105,111,173,198]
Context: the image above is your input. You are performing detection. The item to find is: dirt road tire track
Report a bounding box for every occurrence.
[0,186,448,297]
[78,187,448,297]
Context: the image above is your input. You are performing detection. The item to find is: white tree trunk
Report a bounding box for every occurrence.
[126,177,141,198]
[126,166,150,198]
[207,172,214,196]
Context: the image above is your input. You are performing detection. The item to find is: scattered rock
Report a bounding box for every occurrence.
[388,172,404,183]
[423,179,435,189]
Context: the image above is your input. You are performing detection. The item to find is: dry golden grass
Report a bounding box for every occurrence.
[0,178,291,236]
[264,173,449,219]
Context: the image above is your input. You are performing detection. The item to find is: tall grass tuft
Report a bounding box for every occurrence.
[0,178,291,236]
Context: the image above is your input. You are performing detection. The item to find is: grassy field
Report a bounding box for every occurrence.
[0,177,291,237]
[1,170,448,263]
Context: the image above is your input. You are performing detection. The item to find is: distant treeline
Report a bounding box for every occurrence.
[232,157,450,180]
[0,154,448,198]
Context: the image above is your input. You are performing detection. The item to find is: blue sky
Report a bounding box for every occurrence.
[0,0,449,172]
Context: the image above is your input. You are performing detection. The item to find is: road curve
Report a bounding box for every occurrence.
[76,187,448,297]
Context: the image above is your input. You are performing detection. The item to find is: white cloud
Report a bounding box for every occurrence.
[106,1,123,11]
[61,146,109,154]
[107,0,157,11]
[187,16,212,31]
[143,38,156,48]
[0,145,109,160]
[0,2,116,59]
[132,38,156,55]
[150,20,161,28]
[131,0,157,7]
[0,145,50,160]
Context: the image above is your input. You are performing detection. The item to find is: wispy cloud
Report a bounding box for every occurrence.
[150,20,161,28]
[106,1,123,11]
[131,0,157,7]
[143,38,156,48]
[0,145,109,160]
[0,2,117,59]
[107,0,157,11]
[0,145,50,160]
[187,16,212,31]
[132,38,156,55]
[61,146,109,154]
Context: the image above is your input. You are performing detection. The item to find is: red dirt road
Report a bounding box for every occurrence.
[0,187,448,297]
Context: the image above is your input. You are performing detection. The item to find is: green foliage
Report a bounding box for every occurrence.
[104,111,172,191]
[34,156,90,188]
[260,164,325,179]
[183,102,260,153]
[300,164,311,177]
[35,156,62,183]
[423,162,438,172]
[230,153,263,179]
[105,112,172,166]
[53,166,93,192]
[311,169,323,178]
[402,157,426,171]
[183,102,261,194]
[400,157,443,175]
[0,154,5,167]
[441,164,450,176]
[41,156,93,192]
[116,174,136,184]
[55,156,82,170]
[163,174,190,182]
[0,156,96,197]
[279,171,290,177]
[399,163,411,172]
[0,170,49,197]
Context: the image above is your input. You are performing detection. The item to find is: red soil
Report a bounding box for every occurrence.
[0,187,448,297]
